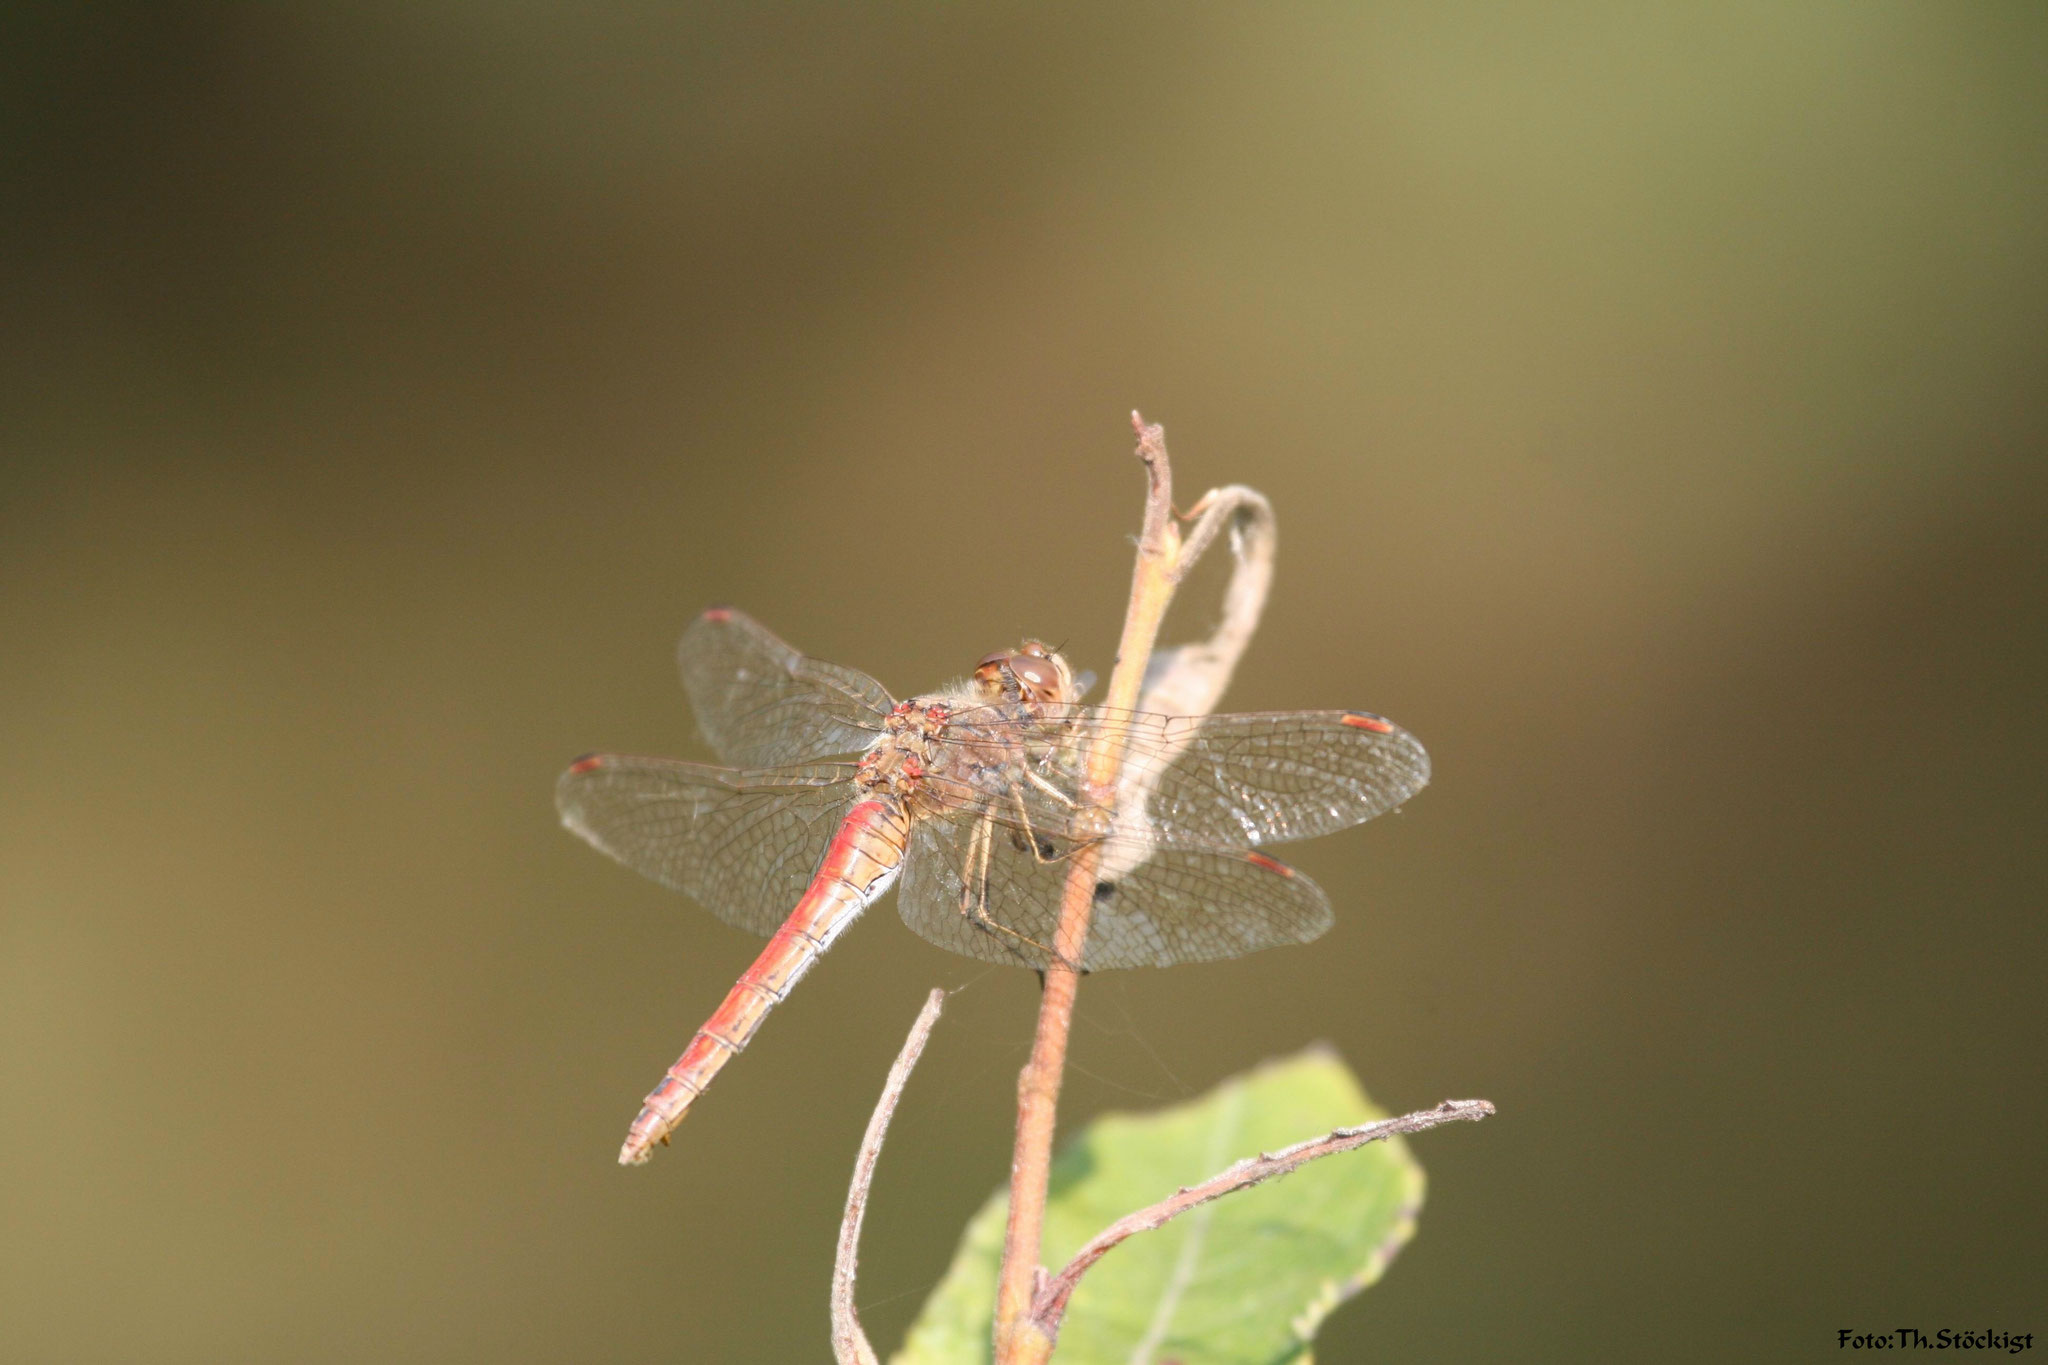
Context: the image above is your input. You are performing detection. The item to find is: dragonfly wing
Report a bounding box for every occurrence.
[931,705,1429,852]
[896,815,1334,970]
[556,754,857,935]
[1127,708,1430,849]
[678,608,894,768]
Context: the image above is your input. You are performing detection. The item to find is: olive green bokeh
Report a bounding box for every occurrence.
[3,6,2043,1361]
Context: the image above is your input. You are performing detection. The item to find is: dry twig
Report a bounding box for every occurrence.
[844,423,1476,1361]
[1135,484,1274,724]
[831,988,947,1365]
[1032,1098,1496,1341]
[994,415,1265,1364]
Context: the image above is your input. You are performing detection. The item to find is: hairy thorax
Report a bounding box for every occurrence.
[854,697,954,805]
[854,640,1086,821]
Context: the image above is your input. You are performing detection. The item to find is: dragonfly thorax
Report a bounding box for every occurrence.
[855,699,953,800]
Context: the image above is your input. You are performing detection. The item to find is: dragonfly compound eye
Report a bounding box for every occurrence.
[973,650,1011,691]
[1007,652,1059,698]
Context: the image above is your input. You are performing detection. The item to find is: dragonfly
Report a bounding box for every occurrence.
[558,607,1429,1165]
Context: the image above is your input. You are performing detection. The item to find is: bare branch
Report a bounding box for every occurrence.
[1111,483,1278,841]
[831,988,947,1365]
[1031,1098,1496,1339]
[995,413,1189,1364]
[1139,484,1274,723]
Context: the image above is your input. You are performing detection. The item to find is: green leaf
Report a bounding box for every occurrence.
[891,1047,1424,1365]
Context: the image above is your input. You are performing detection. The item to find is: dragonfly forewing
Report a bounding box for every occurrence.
[921,704,1429,857]
[678,607,894,768]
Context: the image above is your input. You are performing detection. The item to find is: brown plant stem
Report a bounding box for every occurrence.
[993,414,1185,1364]
[831,988,947,1365]
[1132,484,1272,724]
[1032,1098,1497,1342]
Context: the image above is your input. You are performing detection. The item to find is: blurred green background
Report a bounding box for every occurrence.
[4,5,2044,1361]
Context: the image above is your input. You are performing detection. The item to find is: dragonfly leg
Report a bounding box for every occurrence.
[970,809,993,916]
[1023,767,1080,808]
[1007,784,1105,867]
[958,809,1080,971]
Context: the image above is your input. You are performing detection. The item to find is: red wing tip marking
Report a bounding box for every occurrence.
[1245,851,1296,878]
[700,606,734,623]
[568,754,607,774]
[1341,712,1395,733]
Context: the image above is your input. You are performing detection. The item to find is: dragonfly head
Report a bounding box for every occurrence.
[973,641,1077,708]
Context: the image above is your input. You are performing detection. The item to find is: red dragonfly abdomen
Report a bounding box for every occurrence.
[617,796,912,1165]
